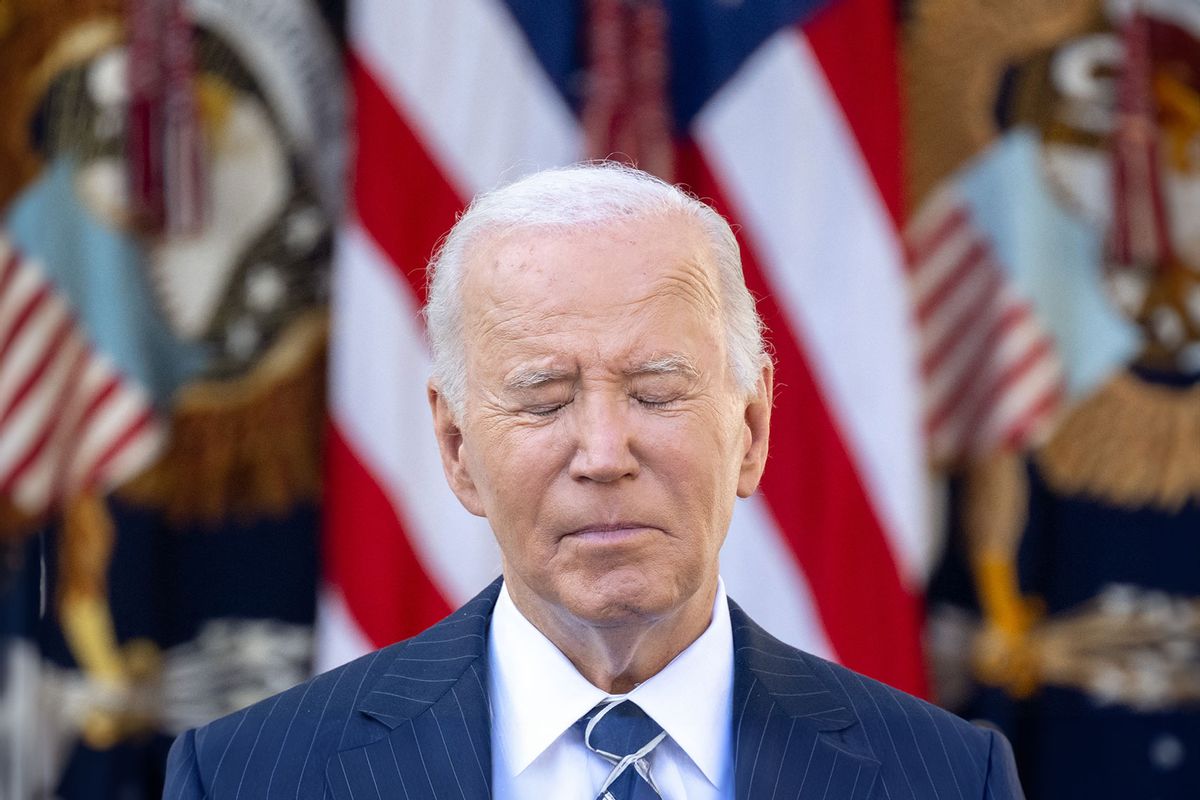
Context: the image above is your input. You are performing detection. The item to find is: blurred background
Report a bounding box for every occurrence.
[0,0,1196,797]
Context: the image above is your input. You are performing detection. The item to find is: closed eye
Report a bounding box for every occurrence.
[527,400,570,417]
[632,395,677,409]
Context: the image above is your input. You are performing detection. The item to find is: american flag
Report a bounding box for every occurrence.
[0,235,163,522]
[320,0,932,695]
[904,184,1064,466]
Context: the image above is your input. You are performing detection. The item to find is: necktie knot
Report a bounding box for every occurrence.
[579,698,665,799]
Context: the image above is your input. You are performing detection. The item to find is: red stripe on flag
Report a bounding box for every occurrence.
[0,342,89,495]
[351,55,466,304]
[0,251,20,298]
[74,376,121,434]
[79,405,156,490]
[324,422,453,647]
[0,315,74,427]
[905,207,969,268]
[801,0,904,225]
[926,305,1025,434]
[678,141,926,696]
[954,335,1057,444]
[1000,382,1063,451]
[0,286,50,365]
[920,270,1005,376]
[916,241,989,323]
[47,373,120,502]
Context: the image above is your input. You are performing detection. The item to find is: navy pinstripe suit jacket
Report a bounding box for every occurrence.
[164,578,1024,799]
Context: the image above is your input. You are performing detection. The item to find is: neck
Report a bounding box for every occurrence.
[505,576,718,694]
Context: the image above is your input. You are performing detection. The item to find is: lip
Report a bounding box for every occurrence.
[565,523,657,543]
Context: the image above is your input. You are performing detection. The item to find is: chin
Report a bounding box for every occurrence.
[561,567,681,627]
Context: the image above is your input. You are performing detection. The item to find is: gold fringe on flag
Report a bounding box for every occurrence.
[1037,371,1200,511]
[120,311,328,525]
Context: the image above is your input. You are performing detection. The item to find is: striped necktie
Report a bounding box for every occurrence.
[580,697,667,800]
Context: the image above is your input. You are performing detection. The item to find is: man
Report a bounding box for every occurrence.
[164,163,1024,799]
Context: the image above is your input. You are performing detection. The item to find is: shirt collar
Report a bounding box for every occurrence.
[488,578,734,788]
[626,578,733,787]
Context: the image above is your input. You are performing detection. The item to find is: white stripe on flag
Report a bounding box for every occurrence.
[0,256,43,334]
[91,421,162,495]
[65,384,147,491]
[0,334,84,483]
[909,221,976,309]
[46,357,111,463]
[352,0,582,198]
[0,295,69,412]
[694,27,929,585]
[919,262,1000,364]
[926,297,1042,418]
[0,332,85,486]
[969,347,1061,455]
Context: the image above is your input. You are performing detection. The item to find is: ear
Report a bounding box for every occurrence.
[736,362,774,498]
[427,381,486,517]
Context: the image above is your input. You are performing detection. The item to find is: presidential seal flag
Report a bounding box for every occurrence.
[912,0,1200,796]
[0,0,345,796]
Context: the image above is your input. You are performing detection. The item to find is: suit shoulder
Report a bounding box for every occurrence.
[802,648,991,749]
[802,650,1022,797]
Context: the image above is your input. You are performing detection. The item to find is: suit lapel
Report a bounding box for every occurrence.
[730,600,880,800]
[326,579,501,800]
[324,582,882,799]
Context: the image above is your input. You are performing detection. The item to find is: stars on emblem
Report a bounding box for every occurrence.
[244,262,287,313]
[225,316,261,361]
[284,206,325,254]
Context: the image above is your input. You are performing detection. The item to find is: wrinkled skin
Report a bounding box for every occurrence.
[429,213,772,691]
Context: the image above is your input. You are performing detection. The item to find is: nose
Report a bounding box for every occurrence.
[568,393,640,483]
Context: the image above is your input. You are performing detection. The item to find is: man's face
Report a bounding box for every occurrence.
[430,213,772,631]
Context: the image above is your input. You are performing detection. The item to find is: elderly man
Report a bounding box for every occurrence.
[164,164,1024,799]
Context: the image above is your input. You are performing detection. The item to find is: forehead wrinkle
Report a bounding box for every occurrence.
[461,224,724,374]
[649,256,722,318]
[468,294,578,346]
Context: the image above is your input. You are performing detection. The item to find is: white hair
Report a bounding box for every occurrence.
[424,162,768,417]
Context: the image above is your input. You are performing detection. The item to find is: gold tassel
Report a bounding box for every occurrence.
[58,490,128,748]
[58,492,164,747]
[59,491,121,679]
[961,452,1046,697]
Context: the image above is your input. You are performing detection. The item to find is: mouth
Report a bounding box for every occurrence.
[565,523,658,544]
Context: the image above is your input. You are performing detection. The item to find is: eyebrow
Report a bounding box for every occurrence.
[626,353,700,379]
[503,354,700,392]
[504,367,576,391]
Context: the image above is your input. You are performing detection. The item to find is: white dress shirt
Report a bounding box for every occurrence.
[488,579,734,799]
